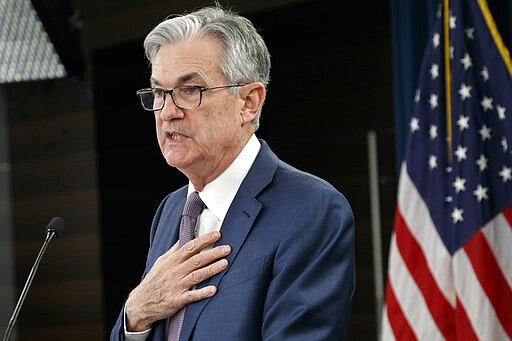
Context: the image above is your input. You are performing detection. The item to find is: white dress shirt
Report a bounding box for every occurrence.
[125,135,260,340]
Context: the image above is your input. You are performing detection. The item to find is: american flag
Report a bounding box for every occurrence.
[382,0,512,340]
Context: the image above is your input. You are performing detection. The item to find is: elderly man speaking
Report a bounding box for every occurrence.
[110,4,355,341]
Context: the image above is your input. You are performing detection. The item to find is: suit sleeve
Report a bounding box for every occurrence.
[110,306,127,341]
[262,188,355,340]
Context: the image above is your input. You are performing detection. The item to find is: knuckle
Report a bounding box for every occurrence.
[183,240,197,254]
[189,255,202,268]
[186,291,196,302]
[190,271,202,284]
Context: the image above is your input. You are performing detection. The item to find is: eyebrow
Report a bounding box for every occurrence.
[150,72,206,87]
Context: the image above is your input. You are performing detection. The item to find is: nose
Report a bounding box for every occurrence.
[158,95,184,121]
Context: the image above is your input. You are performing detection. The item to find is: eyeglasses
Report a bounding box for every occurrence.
[136,84,245,111]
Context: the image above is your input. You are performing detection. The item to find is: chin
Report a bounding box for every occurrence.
[164,153,188,169]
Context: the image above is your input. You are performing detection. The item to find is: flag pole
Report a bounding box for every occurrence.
[367,130,384,339]
[443,0,453,164]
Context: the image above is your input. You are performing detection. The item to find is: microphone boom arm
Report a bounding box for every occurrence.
[3,218,63,341]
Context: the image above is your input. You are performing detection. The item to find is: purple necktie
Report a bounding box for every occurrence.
[168,191,205,341]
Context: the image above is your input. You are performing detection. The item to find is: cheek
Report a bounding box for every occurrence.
[154,114,162,133]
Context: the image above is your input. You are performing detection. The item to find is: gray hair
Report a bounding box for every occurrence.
[144,5,271,129]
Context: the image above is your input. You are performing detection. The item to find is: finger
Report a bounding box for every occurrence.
[184,258,229,287]
[179,231,223,258]
[183,244,231,274]
[184,285,218,304]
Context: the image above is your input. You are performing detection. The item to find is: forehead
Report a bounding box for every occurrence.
[151,37,225,86]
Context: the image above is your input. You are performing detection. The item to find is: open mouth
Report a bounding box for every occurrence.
[167,131,184,141]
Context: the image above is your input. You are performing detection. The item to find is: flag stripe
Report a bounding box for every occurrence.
[394,209,455,339]
[384,280,416,341]
[481,213,512,287]
[454,298,479,341]
[380,303,397,341]
[464,230,512,338]
[398,164,455,305]
[503,205,512,228]
[454,250,509,340]
[387,232,444,340]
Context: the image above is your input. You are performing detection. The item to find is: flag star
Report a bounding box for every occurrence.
[410,117,420,132]
[453,176,466,193]
[497,105,506,120]
[414,89,421,103]
[454,145,468,161]
[478,124,492,141]
[430,125,438,139]
[429,155,438,169]
[473,185,489,202]
[502,137,509,152]
[481,67,489,81]
[458,83,472,100]
[449,15,457,29]
[457,114,470,131]
[460,53,473,70]
[430,64,439,79]
[446,196,453,203]
[480,96,494,112]
[450,46,455,59]
[451,207,464,223]
[429,94,439,109]
[464,27,475,39]
[476,154,489,171]
[432,33,440,48]
[499,166,512,182]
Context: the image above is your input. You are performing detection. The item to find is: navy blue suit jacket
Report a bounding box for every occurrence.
[111,140,355,340]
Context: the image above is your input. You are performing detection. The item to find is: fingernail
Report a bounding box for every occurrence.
[222,245,231,254]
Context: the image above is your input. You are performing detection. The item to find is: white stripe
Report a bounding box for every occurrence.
[387,234,445,341]
[380,304,396,341]
[453,249,509,340]
[398,163,456,306]
[481,214,512,288]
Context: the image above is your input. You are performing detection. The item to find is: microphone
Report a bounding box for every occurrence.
[3,217,65,341]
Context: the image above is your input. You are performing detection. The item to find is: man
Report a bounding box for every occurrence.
[111,4,355,341]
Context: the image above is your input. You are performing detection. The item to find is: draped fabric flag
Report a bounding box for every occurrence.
[382,0,512,340]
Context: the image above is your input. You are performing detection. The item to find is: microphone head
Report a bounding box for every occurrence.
[46,216,65,238]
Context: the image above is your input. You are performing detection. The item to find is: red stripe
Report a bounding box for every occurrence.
[454,297,479,341]
[385,280,417,340]
[464,230,512,339]
[502,205,512,229]
[394,210,455,339]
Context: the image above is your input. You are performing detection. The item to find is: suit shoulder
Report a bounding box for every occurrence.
[275,160,340,194]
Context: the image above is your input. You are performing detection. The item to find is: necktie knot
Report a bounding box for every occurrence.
[183,191,205,219]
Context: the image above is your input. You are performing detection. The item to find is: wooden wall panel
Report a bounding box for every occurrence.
[4,79,105,339]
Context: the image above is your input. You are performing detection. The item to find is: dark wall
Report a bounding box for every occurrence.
[93,41,187,326]
[94,1,395,339]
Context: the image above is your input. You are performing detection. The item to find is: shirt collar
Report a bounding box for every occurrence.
[188,134,261,223]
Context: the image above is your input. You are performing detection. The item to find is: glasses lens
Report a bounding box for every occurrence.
[173,86,201,109]
[138,89,164,111]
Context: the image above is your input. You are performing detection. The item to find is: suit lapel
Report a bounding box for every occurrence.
[147,189,187,269]
[180,140,279,340]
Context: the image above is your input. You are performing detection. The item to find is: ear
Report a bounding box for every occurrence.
[239,82,266,125]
